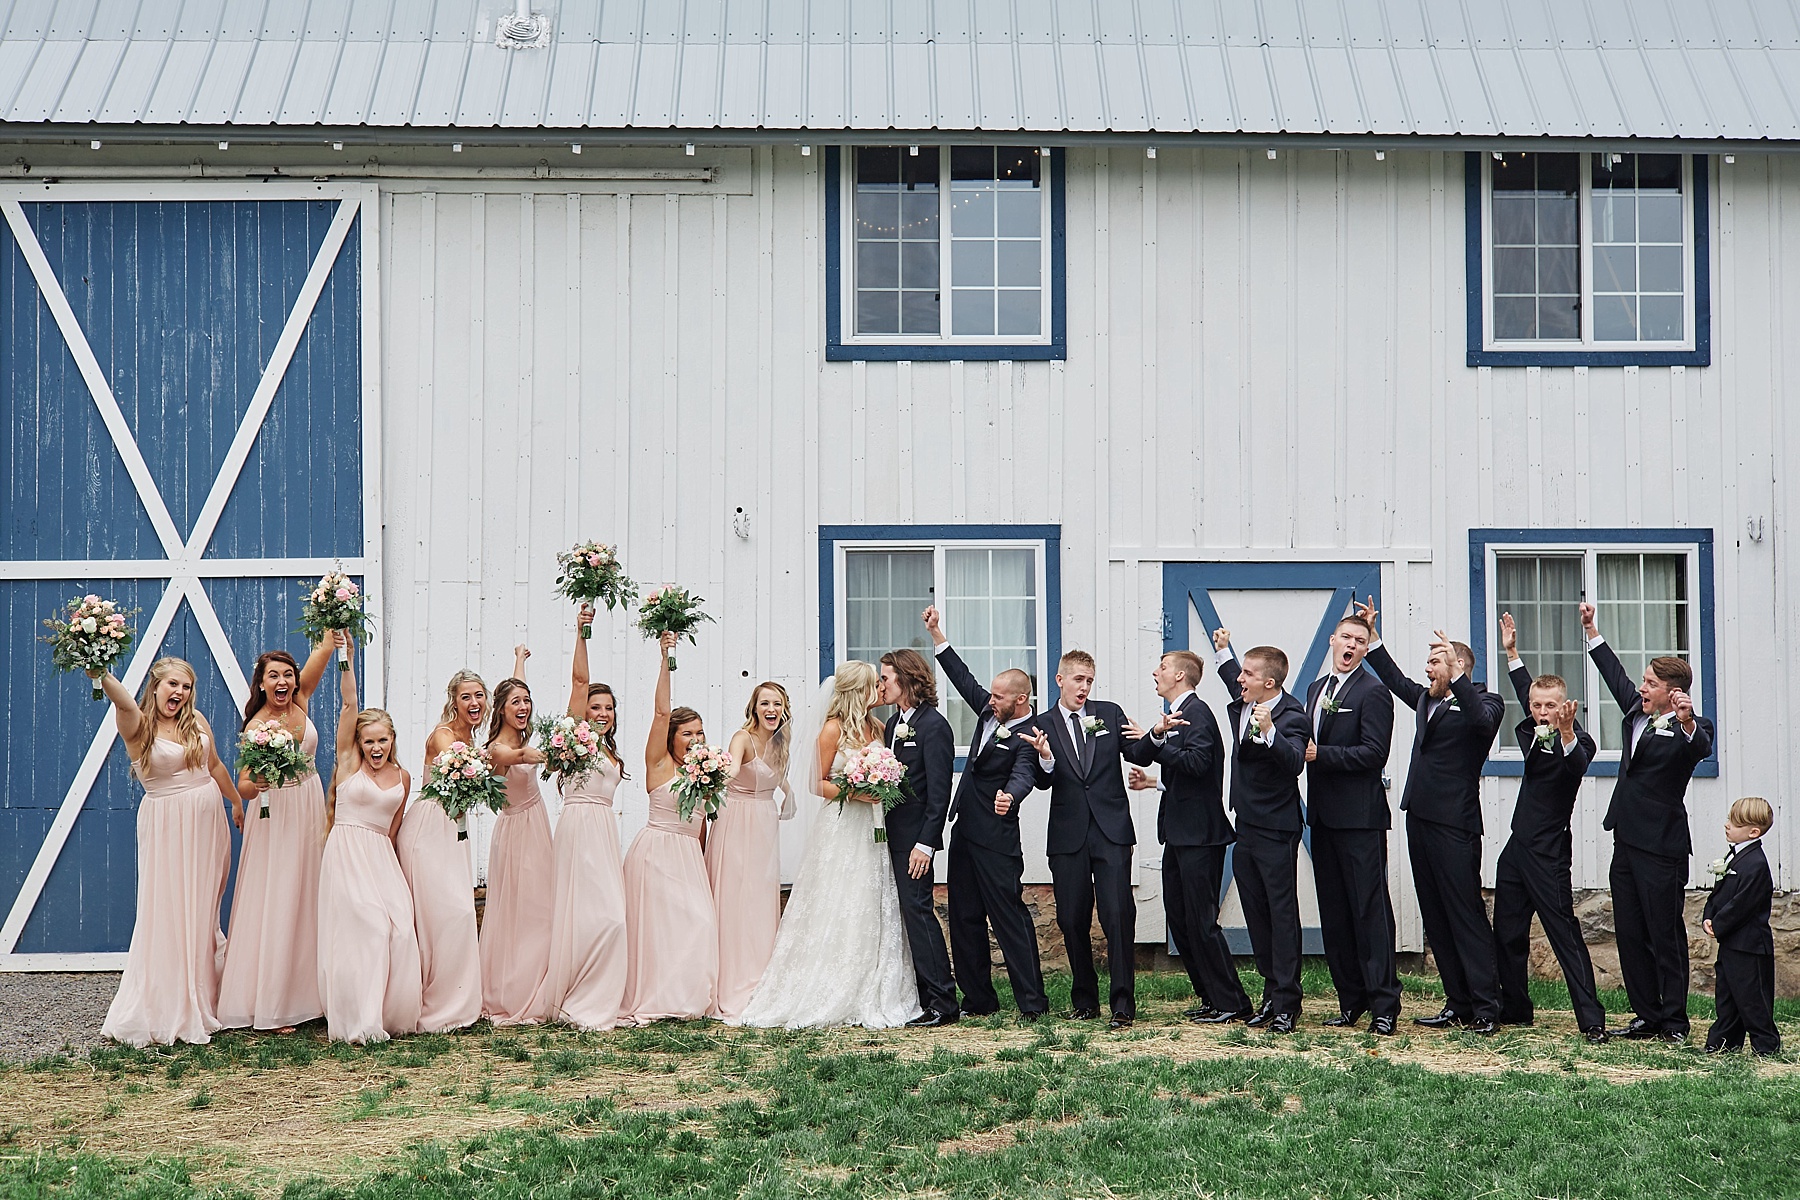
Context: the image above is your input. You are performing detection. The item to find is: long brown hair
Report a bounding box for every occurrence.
[666,706,703,761]
[130,657,206,772]
[241,649,300,730]
[880,647,937,707]
[739,681,792,779]
[586,682,629,780]
[486,678,532,745]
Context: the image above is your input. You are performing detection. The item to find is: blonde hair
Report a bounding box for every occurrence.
[330,708,399,814]
[825,661,879,761]
[740,681,793,780]
[1731,796,1774,834]
[130,658,205,772]
[355,708,397,745]
[437,669,488,729]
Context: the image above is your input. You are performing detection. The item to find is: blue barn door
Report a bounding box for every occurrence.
[1161,562,1385,955]
[0,185,382,970]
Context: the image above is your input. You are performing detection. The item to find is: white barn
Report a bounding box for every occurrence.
[1,0,1794,983]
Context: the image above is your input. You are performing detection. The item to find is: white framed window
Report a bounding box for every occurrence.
[1484,542,1703,759]
[836,539,1049,751]
[841,146,1052,347]
[1481,152,1697,352]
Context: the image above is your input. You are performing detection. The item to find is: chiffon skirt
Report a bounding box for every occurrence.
[480,801,555,1024]
[622,827,718,1023]
[542,803,629,1030]
[317,825,423,1043]
[217,772,327,1029]
[705,796,781,1019]
[396,802,482,1031]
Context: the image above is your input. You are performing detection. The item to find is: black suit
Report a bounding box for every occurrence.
[1029,699,1137,1017]
[1590,637,1715,1036]
[1702,840,1780,1054]
[1366,644,1507,1023]
[1490,664,1605,1030]
[1215,659,1311,1016]
[1303,667,1401,1020]
[883,704,958,1016]
[1124,692,1250,1016]
[935,645,1047,1016]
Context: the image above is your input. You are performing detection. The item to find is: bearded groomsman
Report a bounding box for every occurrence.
[922,606,1050,1021]
[1121,650,1253,1026]
[1363,602,1507,1035]
[1209,631,1312,1034]
[1581,601,1714,1044]
[1302,613,1401,1035]
[1026,650,1138,1029]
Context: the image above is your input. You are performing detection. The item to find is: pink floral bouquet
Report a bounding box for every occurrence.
[534,714,604,785]
[237,719,314,818]
[41,594,138,699]
[297,565,373,671]
[422,740,508,838]
[553,540,638,638]
[831,745,908,843]
[635,584,713,671]
[672,742,732,823]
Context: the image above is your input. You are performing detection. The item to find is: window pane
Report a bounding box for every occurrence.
[1494,553,1585,733]
[1493,247,1536,294]
[1595,246,1637,293]
[952,289,995,335]
[996,240,1041,287]
[857,241,899,289]
[1593,294,1637,341]
[952,189,995,237]
[952,239,996,286]
[1489,153,1580,344]
[1494,296,1536,339]
[997,189,1042,237]
[1594,552,1690,751]
[857,290,899,333]
[901,290,940,335]
[1640,295,1683,341]
[1639,194,1682,244]
[901,241,939,288]
[900,190,939,238]
[941,146,1047,345]
[1640,245,1683,294]
[996,289,1041,336]
[1538,296,1580,339]
[1539,247,1578,295]
[1491,194,1535,245]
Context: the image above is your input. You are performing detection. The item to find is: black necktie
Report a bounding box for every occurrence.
[1070,711,1091,773]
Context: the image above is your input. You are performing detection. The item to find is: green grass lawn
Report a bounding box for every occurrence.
[3,966,1795,1200]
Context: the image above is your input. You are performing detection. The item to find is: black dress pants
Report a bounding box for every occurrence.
[947,837,1047,1016]
[1609,842,1690,1035]
[1232,824,1303,1015]
[1310,824,1401,1019]
[1163,842,1250,1014]
[1048,819,1136,1017]
[1491,839,1606,1030]
[1406,815,1499,1023]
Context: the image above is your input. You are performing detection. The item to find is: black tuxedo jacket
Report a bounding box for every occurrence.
[1702,841,1775,956]
[1366,644,1506,834]
[1123,691,1231,848]
[935,645,1045,858]
[883,703,954,851]
[1505,663,1596,856]
[1216,660,1310,834]
[1302,668,1395,830]
[1590,639,1715,858]
[1029,699,1136,854]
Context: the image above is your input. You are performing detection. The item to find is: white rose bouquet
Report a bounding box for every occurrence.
[237,719,315,818]
[422,741,509,839]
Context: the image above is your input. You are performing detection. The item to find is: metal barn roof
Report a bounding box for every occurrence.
[3,0,1799,143]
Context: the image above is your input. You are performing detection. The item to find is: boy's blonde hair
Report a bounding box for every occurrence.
[1730,796,1774,834]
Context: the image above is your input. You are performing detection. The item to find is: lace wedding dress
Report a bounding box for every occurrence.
[735,742,921,1029]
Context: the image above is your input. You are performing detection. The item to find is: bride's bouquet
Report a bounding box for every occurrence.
[534,714,604,785]
[831,745,907,843]
[42,594,139,700]
[635,584,713,670]
[296,565,373,671]
[237,720,314,818]
[553,541,638,638]
[672,743,732,822]
[422,741,508,840]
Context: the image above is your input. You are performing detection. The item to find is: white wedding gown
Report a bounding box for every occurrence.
[736,744,921,1029]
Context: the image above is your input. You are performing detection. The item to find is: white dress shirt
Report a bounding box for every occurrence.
[1150,688,1197,745]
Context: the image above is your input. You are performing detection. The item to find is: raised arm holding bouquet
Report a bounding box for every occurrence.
[554,541,638,639]
[635,584,713,671]
[297,566,374,671]
[43,593,139,699]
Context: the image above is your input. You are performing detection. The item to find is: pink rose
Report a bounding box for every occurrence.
[463,764,479,778]
[450,741,466,752]
[334,587,351,601]
[586,553,601,566]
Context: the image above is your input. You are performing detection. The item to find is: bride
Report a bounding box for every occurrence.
[736,661,920,1029]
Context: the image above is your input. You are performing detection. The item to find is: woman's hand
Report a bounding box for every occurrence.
[659,630,678,652]
[523,746,547,765]
[229,799,245,830]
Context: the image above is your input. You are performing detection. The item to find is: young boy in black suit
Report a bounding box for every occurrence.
[1703,796,1781,1056]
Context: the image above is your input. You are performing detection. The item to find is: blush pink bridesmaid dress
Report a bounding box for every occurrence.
[317,772,422,1043]
[621,780,718,1023]
[397,792,482,1031]
[706,755,782,1019]
[542,755,628,1030]
[479,763,555,1024]
[217,717,326,1030]
[101,736,232,1047]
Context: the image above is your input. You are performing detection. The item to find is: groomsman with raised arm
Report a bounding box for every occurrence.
[1362,602,1507,1035]
[921,606,1051,1021]
[1208,631,1312,1034]
[1494,612,1609,1042]
[1026,650,1139,1029]
[1120,650,1253,1026]
[1301,613,1401,1035]
[877,648,961,1028]
[1580,601,1714,1043]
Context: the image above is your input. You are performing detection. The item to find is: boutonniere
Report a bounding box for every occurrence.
[1321,695,1350,716]
[893,722,915,742]
[1082,715,1108,736]
[1706,857,1732,886]
[1651,712,1674,733]
[1443,698,1461,712]
[1533,724,1557,752]
[992,724,1013,741]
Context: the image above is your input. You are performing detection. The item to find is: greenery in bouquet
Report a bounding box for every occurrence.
[296,566,374,670]
[41,594,138,699]
[238,719,315,817]
[553,541,638,638]
[635,584,714,670]
[831,745,908,843]
[422,740,508,830]
[672,742,732,822]
[534,714,604,785]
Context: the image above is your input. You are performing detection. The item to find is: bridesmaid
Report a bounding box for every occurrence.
[621,632,719,1024]
[480,647,555,1024]
[402,670,486,1032]
[543,604,630,1030]
[94,658,241,1046]
[317,634,422,1043]
[218,639,334,1032]
[708,680,790,1019]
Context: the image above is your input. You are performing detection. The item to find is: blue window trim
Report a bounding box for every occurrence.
[819,524,1062,772]
[1464,152,1711,368]
[824,146,1068,362]
[1468,528,1718,778]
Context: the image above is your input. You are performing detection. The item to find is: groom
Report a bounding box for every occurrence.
[879,647,961,1027]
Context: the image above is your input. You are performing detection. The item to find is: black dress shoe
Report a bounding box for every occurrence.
[1657,1030,1687,1045]
[1182,1006,1210,1020]
[1108,1013,1134,1030]
[1267,1013,1296,1034]
[1370,1015,1398,1037]
[1412,1008,1459,1029]
[1608,1018,1656,1040]
[906,1009,958,1028]
[1583,1027,1611,1045]
[1465,1019,1498,1036]
[1322,1011,1364,1028]
[1019,1010,1046,1023]
[1244,1005,1278,1029]
[1499,1014,1535,1027]
[1069,1007,1100,1021]
[1195,1007,1253,1025]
